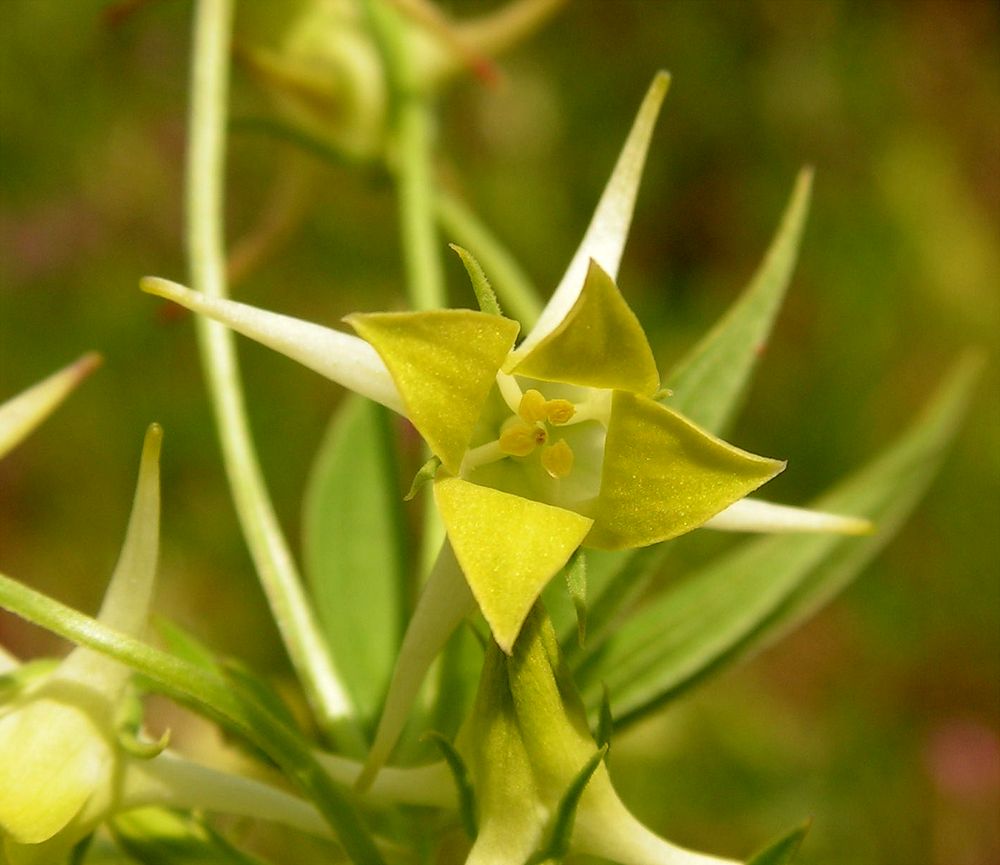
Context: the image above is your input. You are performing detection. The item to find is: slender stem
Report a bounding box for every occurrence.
[398,97,446,310]
[436,189,543,327]
[184,0,364,754]
[365,0,446,312]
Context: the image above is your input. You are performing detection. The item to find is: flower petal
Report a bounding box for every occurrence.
[140,277,404,414]
[0,353,101,459]
[588,392,785,550]
[702,498,873,535]
[347,310,519,473]
[507,259,659,394]
[511,71,669,362]
[434,477,592,653]
[0,696,109,844]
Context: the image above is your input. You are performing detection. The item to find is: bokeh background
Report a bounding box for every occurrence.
[1,1,997,863]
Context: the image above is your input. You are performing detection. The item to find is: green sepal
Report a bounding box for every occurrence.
[423,731,478,839]
[434,477,593,653]
[509,260,659,395]
[525,745,608,865]
[451,243,503,316]
[405,455,442,501]
[746,820,811,865]
[347,310,519,473]
[588,391,785,550]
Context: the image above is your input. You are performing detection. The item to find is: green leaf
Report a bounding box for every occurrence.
[665,168,813,435]
[576,355,981,723]
[564,551,588,647]
[595,684,614,751]
[303,395,407,727]
[746,821,811,865]
[525,745,608,865]
[423,732,478,839]
[111,807,268,865]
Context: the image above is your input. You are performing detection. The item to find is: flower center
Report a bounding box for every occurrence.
[460,375,609,484]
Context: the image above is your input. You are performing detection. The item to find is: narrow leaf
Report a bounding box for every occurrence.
[424,732,478,839]
[595,684,613,751]
[112,807,268,865]
[665,168,813,434]
[746,821,811,865]
[564,550,588,647]
[577,355,981,724]
[526,746,608,865]
[303,395,407,726]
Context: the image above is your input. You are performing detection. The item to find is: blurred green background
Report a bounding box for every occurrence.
[1,1,997,863]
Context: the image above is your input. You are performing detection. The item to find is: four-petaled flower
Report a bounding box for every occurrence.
[141,72,821,655]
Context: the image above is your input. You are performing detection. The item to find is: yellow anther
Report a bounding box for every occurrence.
[518,389,549,423]
[499,421,546,457]
[545,399,576,425]
[541,439,574,479]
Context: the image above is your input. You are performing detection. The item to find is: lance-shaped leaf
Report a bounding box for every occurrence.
[588,392,785,550]
[511,71,670,362]
[434,477,593,653]
[346,310,519,473]
[665,167,813,434]
[510,260,659,395]
[140,277,404,414]
[0,353,101,459]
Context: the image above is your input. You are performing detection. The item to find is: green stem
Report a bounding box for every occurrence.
[364,0,445,312]
[436,189,543,327]
[184,0,364,753]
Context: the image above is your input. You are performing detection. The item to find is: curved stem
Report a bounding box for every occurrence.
[184,0,363,753]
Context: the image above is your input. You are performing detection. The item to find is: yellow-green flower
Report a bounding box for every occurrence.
[142,72,831,654]
[141,72,868,786]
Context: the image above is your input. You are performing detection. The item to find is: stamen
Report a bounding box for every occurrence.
[544,399,575,425]
[518,389,548,423]
[499,420,547,456]
[541,439,574,479]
